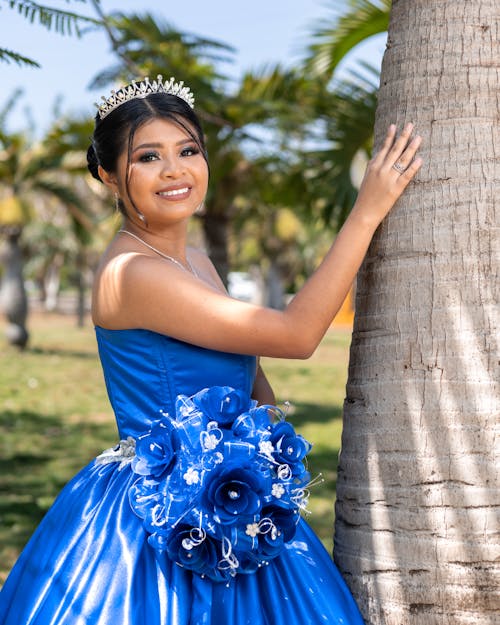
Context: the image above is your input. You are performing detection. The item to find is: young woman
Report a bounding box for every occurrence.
[0,76,422,624]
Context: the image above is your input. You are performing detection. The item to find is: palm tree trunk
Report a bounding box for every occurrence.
[265,260,286,310]
[0,227,29,348]
[334,2,499,624]
[75,249,86,328]
[202,211,230,286]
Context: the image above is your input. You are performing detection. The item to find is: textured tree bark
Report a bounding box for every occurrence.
[334,2,499,624]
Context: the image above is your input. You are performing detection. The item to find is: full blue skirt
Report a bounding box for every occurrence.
[0,459,364,625]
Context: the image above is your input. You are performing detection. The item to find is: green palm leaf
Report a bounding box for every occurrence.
[304,63,379,226]
[32,177,95,243]
[305,0,390,78]
[2,0,99,36]
[0,47,40,67]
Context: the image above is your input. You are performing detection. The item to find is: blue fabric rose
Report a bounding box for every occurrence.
[232,405,272,439]
[262,504,300,542]
[165,525,221,579]
[192,386,255,426]
[203,460,270,523]
[270,421,312,476]
[132,419,177,478]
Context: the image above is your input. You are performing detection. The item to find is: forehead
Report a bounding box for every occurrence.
[132,117,194,146]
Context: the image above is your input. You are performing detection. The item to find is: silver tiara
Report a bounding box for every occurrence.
[95,75,195,120]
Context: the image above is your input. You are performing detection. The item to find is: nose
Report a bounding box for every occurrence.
[161,154,185,178]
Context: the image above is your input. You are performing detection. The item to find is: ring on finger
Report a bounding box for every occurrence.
[392,161,406,174]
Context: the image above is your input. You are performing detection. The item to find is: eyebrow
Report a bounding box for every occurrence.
[132,138,193,153]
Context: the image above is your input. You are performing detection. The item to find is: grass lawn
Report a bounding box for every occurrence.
[0,311,352,584]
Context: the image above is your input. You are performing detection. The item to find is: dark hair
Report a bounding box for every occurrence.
[87,93,208,218]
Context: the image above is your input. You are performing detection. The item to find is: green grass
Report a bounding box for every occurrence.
[0,312,351,583]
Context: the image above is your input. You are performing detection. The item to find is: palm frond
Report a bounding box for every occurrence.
[32,177,95,239]
[304,64,378,226]
[4,0,100,36]
[88,13,234,108]
[107,12,235,63]
[305,0,390,78]
[0,88,24,127]
[0,47,40,67]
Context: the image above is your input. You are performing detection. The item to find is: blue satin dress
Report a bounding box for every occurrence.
[0,327,364,625]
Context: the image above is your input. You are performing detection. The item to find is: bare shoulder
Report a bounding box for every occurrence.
[92,250,177,327]
[92,251,135,326]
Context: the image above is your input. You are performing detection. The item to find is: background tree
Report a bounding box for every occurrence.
[334,2,499,624]
[0,0,101,341]
[41,116,114,325]
[303,0,390,230]
[0,108,99,342]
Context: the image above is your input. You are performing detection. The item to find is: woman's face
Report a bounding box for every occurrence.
[112,117,209,229]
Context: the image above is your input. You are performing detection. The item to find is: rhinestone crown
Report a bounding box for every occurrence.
[95,74,195,120]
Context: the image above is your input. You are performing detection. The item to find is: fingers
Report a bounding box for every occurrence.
[373,123,397,163]
[391,134,422,175]
[387,122,415,164]
[397,155,423,186]
[374,123,421,170]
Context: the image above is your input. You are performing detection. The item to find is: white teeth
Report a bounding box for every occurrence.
[158,187,189,197]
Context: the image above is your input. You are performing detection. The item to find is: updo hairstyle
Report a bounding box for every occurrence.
[87,93,208,217]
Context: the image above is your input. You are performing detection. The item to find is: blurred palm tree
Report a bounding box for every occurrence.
[36,115,114,325]
[301,0,390,228]
[0,104,100,344]
[203,63,321,284]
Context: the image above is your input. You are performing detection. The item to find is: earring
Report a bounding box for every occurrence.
[114,193,121,211]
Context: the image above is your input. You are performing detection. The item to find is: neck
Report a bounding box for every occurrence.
[122,221,189,263]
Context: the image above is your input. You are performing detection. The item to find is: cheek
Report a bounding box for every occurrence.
[198,162,210,189]
[126,164,157,194]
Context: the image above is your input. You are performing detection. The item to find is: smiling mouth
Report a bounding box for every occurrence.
[158,187,190,197]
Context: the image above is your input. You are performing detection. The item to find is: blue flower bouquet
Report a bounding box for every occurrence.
[127,386,312,582]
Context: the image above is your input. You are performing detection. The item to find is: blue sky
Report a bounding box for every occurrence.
[1,0,386,135]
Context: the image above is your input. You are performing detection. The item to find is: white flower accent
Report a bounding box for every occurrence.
[202,433,219,450]
[245,522,260,537]
[183,467,200,485]
[258,440,274,458]
[200,424,223,451]
[272,483,285,499]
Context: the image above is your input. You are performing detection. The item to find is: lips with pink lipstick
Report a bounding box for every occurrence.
[157,184,191,200]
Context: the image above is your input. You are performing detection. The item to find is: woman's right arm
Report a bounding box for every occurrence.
[94,124,422,358]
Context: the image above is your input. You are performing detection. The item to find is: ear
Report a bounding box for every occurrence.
[98,165,119,193]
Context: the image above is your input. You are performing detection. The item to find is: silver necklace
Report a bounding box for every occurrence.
[118,229,197,277]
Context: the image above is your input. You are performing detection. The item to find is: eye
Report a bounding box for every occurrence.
[180,145,200,157]
[138,151,159,162]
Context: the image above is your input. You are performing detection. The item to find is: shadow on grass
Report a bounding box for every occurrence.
[278,400,343,427]
[0,409,113,439]
[0,408,116,575]
[28,346,98,360]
